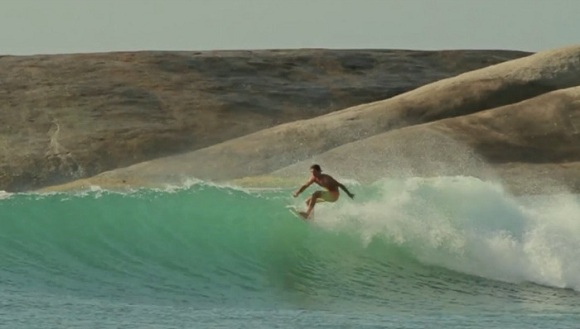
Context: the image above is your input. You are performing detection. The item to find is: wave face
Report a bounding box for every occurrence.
[1,177,580,328]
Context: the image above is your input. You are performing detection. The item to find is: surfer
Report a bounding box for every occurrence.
[292,164,354,219]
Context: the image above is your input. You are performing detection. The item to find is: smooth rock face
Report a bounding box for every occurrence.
[0,49,529,191]
[273,86,580,194]
[53,46,580,194]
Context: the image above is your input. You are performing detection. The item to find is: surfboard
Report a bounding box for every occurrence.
[286,206,309,220]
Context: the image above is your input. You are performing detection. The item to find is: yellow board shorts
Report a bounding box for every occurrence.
[318,190,339,203]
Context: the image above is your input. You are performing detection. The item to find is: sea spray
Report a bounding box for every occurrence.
[313,176,580,290]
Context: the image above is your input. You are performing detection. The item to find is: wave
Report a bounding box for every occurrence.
[1,177,579,310]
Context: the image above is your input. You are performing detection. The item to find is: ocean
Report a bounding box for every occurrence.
[1,176,579,328]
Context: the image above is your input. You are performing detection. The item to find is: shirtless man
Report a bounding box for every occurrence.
[292,164,355,219]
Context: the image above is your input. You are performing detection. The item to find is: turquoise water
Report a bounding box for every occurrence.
[1,176,579,328]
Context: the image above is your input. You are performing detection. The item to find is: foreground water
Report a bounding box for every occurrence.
[1,176,579,328]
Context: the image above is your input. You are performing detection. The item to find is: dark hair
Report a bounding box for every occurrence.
[310,164,321,172]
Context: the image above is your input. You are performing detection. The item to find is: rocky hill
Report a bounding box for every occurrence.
[0,49,529,192]
[43,46,580,194]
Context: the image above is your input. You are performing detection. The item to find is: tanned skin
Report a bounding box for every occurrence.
[293,165,354,219]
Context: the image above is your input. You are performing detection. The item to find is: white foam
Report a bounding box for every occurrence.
[0,190,11,199]
[315,176,580,291]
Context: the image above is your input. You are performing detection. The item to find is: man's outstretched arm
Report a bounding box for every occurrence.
[338,184,355,199]
[293,178,314,197]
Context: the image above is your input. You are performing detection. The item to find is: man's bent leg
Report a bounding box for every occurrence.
[305,191,323,218]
